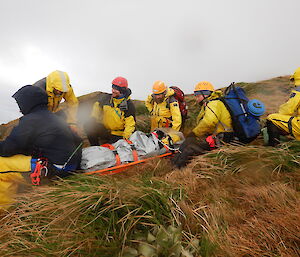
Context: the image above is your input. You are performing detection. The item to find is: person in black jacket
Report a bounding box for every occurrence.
[0,85,82,210]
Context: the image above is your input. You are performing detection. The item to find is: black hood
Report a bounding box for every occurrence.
[12,85,48,115]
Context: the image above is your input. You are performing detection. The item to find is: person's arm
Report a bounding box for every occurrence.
[192,101,220,138]
[123,101,136,139]
[90,102,103,123]
[0,118,33,157]
[169,100,182,131]
[278,91,300,115]
[63,86,79,124]
[145,95,154,114]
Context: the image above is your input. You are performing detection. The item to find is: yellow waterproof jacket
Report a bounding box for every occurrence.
[267,87,300,140]
[278,87,300,116]
[145,88,182,131]
[33,71,79,124]
[91,94,136,139]
[192,90,233,138]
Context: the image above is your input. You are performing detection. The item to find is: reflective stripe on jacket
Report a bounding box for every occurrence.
[192,90,233,138]
[91,94,136,139]
[145,88,182,131]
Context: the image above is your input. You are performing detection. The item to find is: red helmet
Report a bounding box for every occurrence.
[112,77,128,88]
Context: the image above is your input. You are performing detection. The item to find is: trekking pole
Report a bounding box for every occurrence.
[62,142,83,170]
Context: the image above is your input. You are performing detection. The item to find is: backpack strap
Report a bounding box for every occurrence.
[225,82,235,95]
[166,95,177,109]
[206,99,232,134]
[288,117,295,138]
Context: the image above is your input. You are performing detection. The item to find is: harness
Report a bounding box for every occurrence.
[30,142,82,185]
[30,158,48,186]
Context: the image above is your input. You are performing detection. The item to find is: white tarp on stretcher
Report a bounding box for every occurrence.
[81,131,168,172]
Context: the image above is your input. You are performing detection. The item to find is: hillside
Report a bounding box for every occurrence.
[0,76,299,257]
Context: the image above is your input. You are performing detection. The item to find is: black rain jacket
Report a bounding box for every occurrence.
[0,85,81,167]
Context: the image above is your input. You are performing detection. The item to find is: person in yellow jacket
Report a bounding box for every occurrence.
[172,81,234,168]
[145,81,182,131]
[267,67,300,146]
[33,70,79,134]
[84,77,136,145]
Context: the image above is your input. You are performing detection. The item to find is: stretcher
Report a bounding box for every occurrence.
[85,152,173,176]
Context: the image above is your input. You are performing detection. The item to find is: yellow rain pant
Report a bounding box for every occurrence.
[0,155,31,210]
[267,114,300,140]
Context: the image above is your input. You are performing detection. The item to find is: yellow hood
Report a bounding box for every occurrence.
[46,70,70,93]
[290,67,300,86]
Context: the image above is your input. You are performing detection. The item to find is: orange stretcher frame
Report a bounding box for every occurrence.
[85,152,173,176]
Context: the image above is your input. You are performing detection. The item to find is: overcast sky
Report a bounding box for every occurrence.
[0,0,299,123]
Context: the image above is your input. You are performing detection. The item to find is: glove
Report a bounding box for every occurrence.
[172,136,197,168]
[172,136,211,168]
[178,135,197,152]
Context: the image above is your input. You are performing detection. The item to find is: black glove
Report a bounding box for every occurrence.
[172,136,210,168]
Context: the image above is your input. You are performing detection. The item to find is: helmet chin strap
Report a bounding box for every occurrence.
[199,91,211,105]
[115,94,125,99]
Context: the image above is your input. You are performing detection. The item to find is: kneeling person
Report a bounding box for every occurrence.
[267,67,300,146]
[172,81,233,168]
[85,77,136,145]
[145,81,182,132]
[0,86,82,210]
[33,70,79,134]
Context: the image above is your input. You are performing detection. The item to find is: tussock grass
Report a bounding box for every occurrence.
[164,142,300,256]
[0,141,299,256]
[0,175,184,256]
[135,114,151,133]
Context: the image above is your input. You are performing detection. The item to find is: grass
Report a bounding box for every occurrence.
[0,175,185,256]
[0,140,299,256]
[0,76,299,256]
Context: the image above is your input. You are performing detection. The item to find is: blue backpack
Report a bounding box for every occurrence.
[220,82,265,143]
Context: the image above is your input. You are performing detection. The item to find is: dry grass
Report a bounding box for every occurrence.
[163,143,300,257]
[0,76,299,256]
[1,142,299,256]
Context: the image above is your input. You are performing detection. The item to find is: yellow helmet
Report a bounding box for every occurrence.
[152,80,167,94]
[194,81,214,95]
[290,67,300,86]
